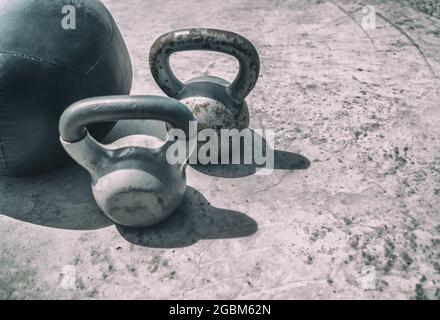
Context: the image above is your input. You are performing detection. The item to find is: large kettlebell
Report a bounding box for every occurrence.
[59,96,196,228]
[149,28,260,133]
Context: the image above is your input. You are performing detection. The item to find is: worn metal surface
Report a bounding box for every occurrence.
[1,0,440,299]
[149,28,259,133]
[59,96,195,228]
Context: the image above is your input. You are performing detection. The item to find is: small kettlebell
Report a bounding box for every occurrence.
[149,28,260,133]
[59,96,196,228]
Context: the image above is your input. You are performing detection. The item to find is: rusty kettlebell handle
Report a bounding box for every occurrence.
[149,28,260,101]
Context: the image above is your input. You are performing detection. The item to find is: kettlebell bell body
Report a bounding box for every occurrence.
[59,96,196,228]
[149,29,260,133]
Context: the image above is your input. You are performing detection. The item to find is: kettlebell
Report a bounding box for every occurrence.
[59,96,196,228]
[149,28,260,133]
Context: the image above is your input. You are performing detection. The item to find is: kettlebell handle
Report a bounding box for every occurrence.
[149,28,260,101]
[59,95,195,143]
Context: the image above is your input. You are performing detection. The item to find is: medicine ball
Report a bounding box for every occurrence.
[0,0,132,176]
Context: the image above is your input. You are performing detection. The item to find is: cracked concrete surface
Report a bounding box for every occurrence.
[1,0,440,299]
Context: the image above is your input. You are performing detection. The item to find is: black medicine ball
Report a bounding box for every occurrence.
[0,0,132,176]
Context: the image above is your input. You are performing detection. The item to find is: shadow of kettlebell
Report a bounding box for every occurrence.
[117,187,258,248]
[190,129,311,178]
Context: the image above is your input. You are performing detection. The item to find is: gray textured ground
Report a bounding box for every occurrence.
[398,0,440,18]
[1,0,439,299]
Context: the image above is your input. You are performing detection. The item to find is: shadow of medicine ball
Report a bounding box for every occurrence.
[0,0,133,176]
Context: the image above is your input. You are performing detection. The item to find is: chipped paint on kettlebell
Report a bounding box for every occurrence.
[181,97,249,132]
[149,28,260,139]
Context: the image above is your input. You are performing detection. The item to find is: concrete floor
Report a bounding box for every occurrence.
[1,0,440,299]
